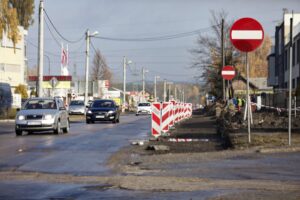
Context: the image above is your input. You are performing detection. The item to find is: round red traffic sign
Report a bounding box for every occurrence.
[221,66,236,80]
[230,17,264,52]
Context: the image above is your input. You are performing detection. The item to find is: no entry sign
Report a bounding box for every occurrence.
[221,66,235,80]
[230,18,264,52]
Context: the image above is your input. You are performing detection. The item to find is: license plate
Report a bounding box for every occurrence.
[27,121,41,125]
[96,115,105,119]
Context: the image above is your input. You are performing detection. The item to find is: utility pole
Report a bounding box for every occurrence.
[154,76,160,102]
[221,18,225,101]
[174,85,177,101]
[122,57,132,107]
[142,68,148,99]
[37,0,44,97]
[163,79,167,102]
[288,15,293,146]
[167,82,173,101]
[84,30,90,106]
[123,56,126,106]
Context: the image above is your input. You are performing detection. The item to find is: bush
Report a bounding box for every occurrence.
[0,108,17,119]
[15,84,28,99]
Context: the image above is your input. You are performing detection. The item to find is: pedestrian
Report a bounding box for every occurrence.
[237,97,242,112]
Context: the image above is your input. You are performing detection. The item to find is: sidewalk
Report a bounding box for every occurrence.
[0,119,15,123]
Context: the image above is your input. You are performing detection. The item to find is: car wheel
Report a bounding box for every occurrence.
[54,121,62,134]
[86,119,91,124]
[15,130,22,136]
[63,120,70,134]
[136,114,139,116]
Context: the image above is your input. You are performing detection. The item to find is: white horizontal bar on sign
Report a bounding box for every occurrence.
[231,30,263,40]
[222,71,235,75]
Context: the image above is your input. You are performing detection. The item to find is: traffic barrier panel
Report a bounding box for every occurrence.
[161,102,171,133]
[151,102,161,137]
[174,102,179,123]
[169,100,176,128]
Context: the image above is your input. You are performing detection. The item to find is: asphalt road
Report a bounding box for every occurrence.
[0,114,171,199]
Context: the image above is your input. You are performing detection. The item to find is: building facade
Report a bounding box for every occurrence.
[0,26,27,91]
[270,13,300,90]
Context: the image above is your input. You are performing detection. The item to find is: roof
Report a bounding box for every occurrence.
[28,76,72,81]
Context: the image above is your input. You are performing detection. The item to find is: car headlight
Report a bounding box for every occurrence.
[18,115,25,120]
[44,114,53,120]
[87,110,92,114]
[108,110,115,114]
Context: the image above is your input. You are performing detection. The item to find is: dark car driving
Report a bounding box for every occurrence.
[86,99,120,124]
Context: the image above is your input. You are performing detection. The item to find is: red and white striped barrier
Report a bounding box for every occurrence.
[151,102,161,137]
[169,100,176,128]
[174,102,180,123]
[187,103,192,118]
[151,101,194,137]
[161,102,171,133]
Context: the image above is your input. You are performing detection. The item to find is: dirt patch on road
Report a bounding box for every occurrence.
[0,171,299,193]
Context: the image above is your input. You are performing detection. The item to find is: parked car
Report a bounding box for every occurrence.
[0,82,12,116]
[86,99,120,124]
[68,100,85,115]
[136,102,151,116]
[15,97,69,136]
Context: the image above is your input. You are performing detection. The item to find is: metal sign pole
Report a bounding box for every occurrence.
[288,16,293,146]
[246,52,251,143]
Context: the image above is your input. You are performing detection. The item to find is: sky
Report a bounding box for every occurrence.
[26,0,300,84]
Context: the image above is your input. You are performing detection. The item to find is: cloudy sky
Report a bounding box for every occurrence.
[26,0,300,84]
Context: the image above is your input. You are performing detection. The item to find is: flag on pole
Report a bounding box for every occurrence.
[61,43,69,75]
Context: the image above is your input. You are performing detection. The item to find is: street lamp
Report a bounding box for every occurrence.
[123,56,132,110]
[142,68,149,98]
[154,75,160,102]
[84,29,98,106]
[167,81,173,101]
[44,54,50,75]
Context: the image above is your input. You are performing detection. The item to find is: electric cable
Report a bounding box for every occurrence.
[43,8,85,43]
[93,25,217,42]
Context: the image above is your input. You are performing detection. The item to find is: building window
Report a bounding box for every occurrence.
[285,82,288,88]
[292,79,295,89]
[297,77,300,88]
[293,43,296,66]
[284,50,288,71]
[298,39,300,64]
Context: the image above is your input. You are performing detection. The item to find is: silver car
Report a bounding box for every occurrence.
[15,97,69,136]
[68,100,85,115]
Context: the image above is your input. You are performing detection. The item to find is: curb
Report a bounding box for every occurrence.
[257,146,300,154]
[0,119,15,123]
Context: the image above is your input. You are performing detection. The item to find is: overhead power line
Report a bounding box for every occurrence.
[44,17,61,47]
[26,40,60,57]
[43,8,85,44]
[93,25,217,42]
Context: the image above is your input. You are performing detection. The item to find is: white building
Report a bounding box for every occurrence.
[0,26,28,90]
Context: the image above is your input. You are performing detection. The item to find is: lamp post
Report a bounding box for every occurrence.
[84,29,98,106]
[123,57,132,110]
[154,75,160,102]
[142,68,149,99]
[167,81,173,101]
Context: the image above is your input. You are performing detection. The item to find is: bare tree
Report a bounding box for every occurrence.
[91,49,112,83]
[190,10,242,98]
[191,10,272,98]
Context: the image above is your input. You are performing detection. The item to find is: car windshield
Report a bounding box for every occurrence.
[138,103,150,107]
[24,99,57,109]
[92,101,114,108]
[70,101,84,106]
